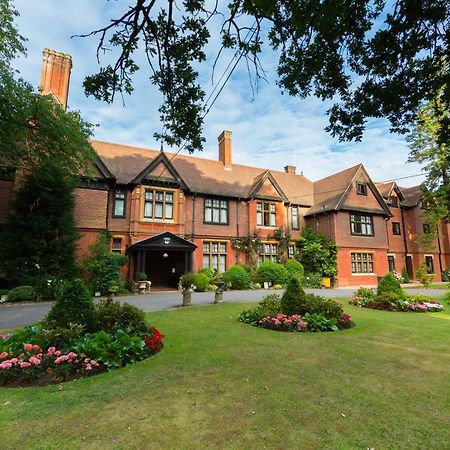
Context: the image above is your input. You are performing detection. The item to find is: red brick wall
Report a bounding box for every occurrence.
[74,188,108,229]
[0,180,14,224]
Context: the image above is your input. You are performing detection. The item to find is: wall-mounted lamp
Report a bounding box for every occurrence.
[162,252,169,258]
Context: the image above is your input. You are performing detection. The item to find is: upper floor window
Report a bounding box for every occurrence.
[144,189,174,220]
[356,183,367,195]
[204,198,228,224]
[388,195,398,208]
[111,237,122,254]
[257,202,276,227]
[113,189,126,218]
[392,222,401,235]
[291,206,299,229]
[350,213,373,236]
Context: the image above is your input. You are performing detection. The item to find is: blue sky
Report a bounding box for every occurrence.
[13,0,425,187]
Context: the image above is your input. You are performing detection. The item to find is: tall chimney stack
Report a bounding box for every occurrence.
[284,165,296,174]
[218,130,232,169]
[40,48,72,110]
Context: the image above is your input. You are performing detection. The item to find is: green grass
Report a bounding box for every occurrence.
[1,300,450,449]
[404,282,450,289]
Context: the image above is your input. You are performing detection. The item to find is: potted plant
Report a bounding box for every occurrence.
[138,272,150,294]
[180,273,196,306]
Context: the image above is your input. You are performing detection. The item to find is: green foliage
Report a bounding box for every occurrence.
[72,330,149,369]
[223,265,251,290]
[402,266,410,283]
[259,293,282,316]
[197,267,214,280]
[377,273,405,298]
[45,278,96,330]
[93,299,150,337]
[270,227,291,262]
[280,276,306,316]
[0,162,80,289]
[238,306,265,326]
[138,272,147,281]
[441,269,450,282]
[302,272,323,288]
[7,285,39,302]
[1,323,44,354]
[179,272,196,290]
[444,291,450,305]
[39,323,86,349]
[297,226,337,279]
[284,259,304,279]
[82,231,128,295]
[302,313,339,332]
[192,273,210,292]
[415,263,435,288]
[256,262,289,286]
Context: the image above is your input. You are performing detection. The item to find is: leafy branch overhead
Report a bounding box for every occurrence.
[80,0,450,152]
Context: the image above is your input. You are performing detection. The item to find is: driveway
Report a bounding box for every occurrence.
[0,287,446,330]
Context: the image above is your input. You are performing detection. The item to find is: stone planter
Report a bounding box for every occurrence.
[182,289,193,306]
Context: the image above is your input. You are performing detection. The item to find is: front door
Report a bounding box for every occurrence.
[145,250,186,288]
[406,255,413,279]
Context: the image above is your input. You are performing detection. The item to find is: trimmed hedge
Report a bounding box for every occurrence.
[257,262,289,286]
[223,265,251,290]
[7,286,39,302]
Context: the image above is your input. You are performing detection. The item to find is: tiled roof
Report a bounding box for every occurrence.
[376,182,395,198]
[92,140,314,205]
[400,185,422,207]
[305,164,361,215]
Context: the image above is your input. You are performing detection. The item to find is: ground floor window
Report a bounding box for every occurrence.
[288,244,296,258]
[388,255,395,272]
[203,241,226,273]
[351,252,374,274]
[258,242,278,264]
[425,255,434,274]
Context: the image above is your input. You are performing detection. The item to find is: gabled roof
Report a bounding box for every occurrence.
[127,231,197,252]
[247,170,289,201]
[92,140,314,204]
[400,185,422,208]
[305,163,391,217]
[375,181,405,202]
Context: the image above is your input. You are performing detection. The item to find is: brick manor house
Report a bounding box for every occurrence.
[1,49,449,288]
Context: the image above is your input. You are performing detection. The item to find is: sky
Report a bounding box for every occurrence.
[12,0,425,187]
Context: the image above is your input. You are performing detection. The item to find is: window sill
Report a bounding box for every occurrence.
[203,222,230,226]
[142,218,175,224]
[351,273,376,276]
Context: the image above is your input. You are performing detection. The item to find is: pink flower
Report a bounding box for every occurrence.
[85,364,92,371]
[3,362,12,369]
[32,345,41,352]
[0,351,8,359]
[46,347,56,355]
[24,343,33,352]
[0,363,6,370]
[29,356,41,365]
[54,350,61,356]
[10,358,18,365]
[20,362,32,368]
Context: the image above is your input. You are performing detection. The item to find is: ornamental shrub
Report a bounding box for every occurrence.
[180,272,196,290]
[415,263,434,288]
[280,276,307,315]
[302,272,323,288]
[94,299,150,337]
[238,306,265,326]
[7,286,39,302]
[402,266,410,283]
[45,278,96,330]
[256,262,289,286]
[192,273,211,292]
[259,293,282,315]
[377,272,405,298]
[284,259,304,279]
[223,265,251,290]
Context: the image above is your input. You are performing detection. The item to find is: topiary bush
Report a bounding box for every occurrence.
[94,299,150,337]
[45,278,96,330]
[402,266,410,283]
[415,263,435,287]
[223,265,251,290]
[7,286,40,302]
[280,276,307,315]
[192,273,211,292]
[377,272,405,298]
[284,259,304,279]
[257,262,289,286]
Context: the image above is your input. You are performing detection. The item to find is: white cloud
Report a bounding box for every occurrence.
[12,0,424,188]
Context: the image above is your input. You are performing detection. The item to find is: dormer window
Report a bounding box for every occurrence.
[388,195,398,207]
[356,183,367,196]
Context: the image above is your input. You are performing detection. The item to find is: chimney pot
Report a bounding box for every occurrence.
[284,165,296,174]
[40,48,72,110]
[218,130,232,169]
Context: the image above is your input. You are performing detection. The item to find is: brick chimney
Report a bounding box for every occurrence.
[39,48,72,110]
[218,130,232,169]
[284,165,296,174]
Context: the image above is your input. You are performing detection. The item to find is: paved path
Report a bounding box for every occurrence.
[0,287,446,330]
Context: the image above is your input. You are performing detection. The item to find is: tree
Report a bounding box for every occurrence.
[0,0,95,175]
[0,162,80,289]
[296,226,338,279]
[79,1,450,152]
[407,92,450,247]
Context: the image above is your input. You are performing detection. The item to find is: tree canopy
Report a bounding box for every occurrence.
[0,0,95,176]
[80,0,450,152]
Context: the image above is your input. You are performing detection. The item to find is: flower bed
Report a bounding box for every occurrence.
[239,278,355,333]
[349,287,444,313]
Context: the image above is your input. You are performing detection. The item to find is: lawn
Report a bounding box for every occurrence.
[1,300,449,449]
